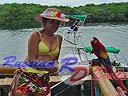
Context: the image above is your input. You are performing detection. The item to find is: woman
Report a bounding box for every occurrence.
[9,8,69,96]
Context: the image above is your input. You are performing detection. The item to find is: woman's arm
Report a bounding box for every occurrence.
[27,32,39,61]
[56,34,63,60]
[53,35,63,70]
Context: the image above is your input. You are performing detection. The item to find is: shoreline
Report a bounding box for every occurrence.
[1,23,128,31]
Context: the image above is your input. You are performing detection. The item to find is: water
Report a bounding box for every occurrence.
[0,24,128,65]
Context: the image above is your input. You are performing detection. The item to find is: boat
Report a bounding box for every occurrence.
[51,15,128,96]
[0,15,128,96]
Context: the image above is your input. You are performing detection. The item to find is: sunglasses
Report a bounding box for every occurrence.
[47,19,61,24]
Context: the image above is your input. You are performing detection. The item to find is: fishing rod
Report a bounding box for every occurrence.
[64,38,77,45]
[64,17,87,64]
[64,17,81,45]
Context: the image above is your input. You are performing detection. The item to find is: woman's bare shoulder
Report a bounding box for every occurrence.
[30,31,39,37]
[29,31,40,39]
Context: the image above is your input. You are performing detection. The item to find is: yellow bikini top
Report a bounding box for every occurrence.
[38,32,60,58]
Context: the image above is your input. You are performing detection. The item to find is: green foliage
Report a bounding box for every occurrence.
[0,2,128,30]
[0,3,43,30]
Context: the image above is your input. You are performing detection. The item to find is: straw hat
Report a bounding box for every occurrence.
[35,8,69,23]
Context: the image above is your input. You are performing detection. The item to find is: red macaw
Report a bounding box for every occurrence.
[90,37,128,94]
[91,37,111,65]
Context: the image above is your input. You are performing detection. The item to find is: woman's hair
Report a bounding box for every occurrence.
[34,14,48,25]
[42,17,48,28]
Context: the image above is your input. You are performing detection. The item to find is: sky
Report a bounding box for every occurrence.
[0,0,128,7]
